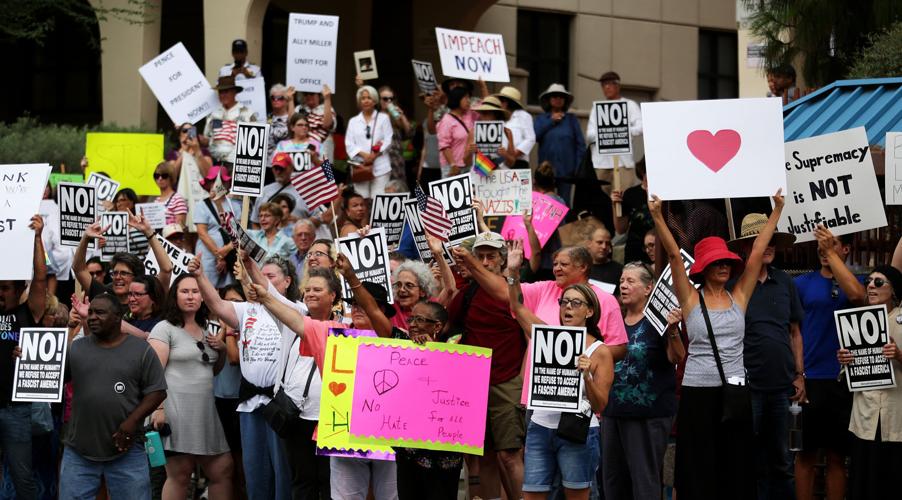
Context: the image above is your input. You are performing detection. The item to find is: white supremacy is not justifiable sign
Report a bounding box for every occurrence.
[777,127,886,243]
[286,13,339,93]
[435,28,509,83]
[139,42,219,125]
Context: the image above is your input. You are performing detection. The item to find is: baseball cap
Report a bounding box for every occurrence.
[473,232,505,250]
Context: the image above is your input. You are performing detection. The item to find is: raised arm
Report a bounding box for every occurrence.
[129,210,173,293]
[427,236,457,306]
[505,248,545,336]
[452,246,507,302]
[814,225,866,306]
[27,215,48,323]
[187,254,238,329]
[523,212,542,273]
[471,199,490,234]
[581,344,613,413]
[649,196,696,312]
[336,254,392,338]
[247,283,306,338]
[73,221,106,293]
[732,190,784,309]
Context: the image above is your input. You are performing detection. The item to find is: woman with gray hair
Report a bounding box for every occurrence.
[344,84,394,198]
[389,260,440,331]
[267,84,294,171]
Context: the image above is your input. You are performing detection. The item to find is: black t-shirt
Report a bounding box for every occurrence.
[621,184,654,264]
[0,303,36,407]
[127,316,162,335]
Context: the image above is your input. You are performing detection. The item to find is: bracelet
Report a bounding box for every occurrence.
[349,283,362,290]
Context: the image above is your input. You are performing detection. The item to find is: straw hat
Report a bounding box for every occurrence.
[727,213,796,251]
[472,96,511,120]
[539,83,574,112]
[495,86,524,109]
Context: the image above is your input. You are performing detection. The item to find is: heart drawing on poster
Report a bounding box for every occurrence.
[328,381,346,396]
[686,130,742,173]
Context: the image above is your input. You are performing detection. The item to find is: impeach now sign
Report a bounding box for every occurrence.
[435,28,510,83]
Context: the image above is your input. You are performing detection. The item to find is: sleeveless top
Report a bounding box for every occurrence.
[532,339,604,429]
[683,291,746,387]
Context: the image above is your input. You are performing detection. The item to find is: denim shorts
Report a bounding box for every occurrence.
[523,420,600,492]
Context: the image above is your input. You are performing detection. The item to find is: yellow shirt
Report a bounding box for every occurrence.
[849,306,902,442]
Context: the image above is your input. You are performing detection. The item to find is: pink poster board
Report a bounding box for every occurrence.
[500,192,569,258]
[349,338,492,455]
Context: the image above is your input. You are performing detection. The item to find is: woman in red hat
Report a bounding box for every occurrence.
[649,189,784,500]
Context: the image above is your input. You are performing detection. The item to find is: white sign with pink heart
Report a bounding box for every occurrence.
[642,97,786,200]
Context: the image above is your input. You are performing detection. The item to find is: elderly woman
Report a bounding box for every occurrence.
[345,85,393,198]
[154,162,189,227]
[377,85,413,180]
[534,84,585,203]
[267,84,294,165]
[247,202,297,260]
[388,255,461,333]
[436,85,479,177]
[649,189,784,499]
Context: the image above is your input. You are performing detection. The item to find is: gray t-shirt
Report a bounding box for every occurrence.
[64,335,167,461]
[683,292,746,388]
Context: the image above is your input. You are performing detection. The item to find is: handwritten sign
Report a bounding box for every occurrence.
[100,212,130,262]
[349,338,492,455]
[0,164,51,280]
[402,199,454,266]
[85,133,164,196]
[834,305,896,391]
[527,325,585,412]
[500,192,569,258]
[336,228,393,303]
[136,203,167,229]
[12,328,67,403]
[593,101,632,156]
[885,132,902,205]
[231,122,269,196]
[778,127,887,243]
[644,249,695,335]
[236,76,267,124]
[429,174,477,246]
[85,172,121,203]
[138,42,219,125]
[435,28,509,82]
[143,234,194,279]
[286,13,339,93]
[411,60,438,94]
[470,169,532,216]
[474,121,504,156]
[58,183,96,249]
[354,50,378,80]
[369,193,407,248]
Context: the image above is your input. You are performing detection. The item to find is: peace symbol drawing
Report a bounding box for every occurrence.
[373,369,400,395]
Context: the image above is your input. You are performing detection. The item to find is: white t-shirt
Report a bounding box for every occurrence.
[586,97,643,168]
[278,337,322,420]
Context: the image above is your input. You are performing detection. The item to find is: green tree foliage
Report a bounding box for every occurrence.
[0,0,154,47]
[847,21,902,79]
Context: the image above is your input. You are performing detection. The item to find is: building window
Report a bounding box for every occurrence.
[517,10,571,106]
[698,30,738,99]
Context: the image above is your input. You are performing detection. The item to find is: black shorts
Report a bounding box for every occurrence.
[801,379,853,454]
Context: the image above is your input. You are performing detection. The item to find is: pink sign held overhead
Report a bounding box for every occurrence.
[501,192,569,258]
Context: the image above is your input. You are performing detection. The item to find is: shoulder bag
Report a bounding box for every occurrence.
[698,293,752,424]
[351,113,377,183]
[261,348,317,438]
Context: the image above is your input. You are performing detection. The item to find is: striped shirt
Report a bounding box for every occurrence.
[156,193,189,225]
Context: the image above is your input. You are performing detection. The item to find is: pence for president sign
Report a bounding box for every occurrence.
[642,97,785,200]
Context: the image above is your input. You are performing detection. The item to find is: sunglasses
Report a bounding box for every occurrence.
[381,96,394,102]
[831,279,840,299]
[365,124,371,140]
[89,270,105,277]
[865,277,889,288]
[711,259,734,268]
[196,341,211,364]
[153,173,170,180]
[558,298,587,309]
[270,95,287,101]
[179,128,191,133]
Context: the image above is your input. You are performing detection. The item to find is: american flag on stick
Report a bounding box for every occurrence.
[291,159,339,211]
[212,120,238,144]
[414,185,452,241]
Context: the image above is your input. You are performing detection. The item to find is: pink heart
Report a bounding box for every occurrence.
[686,130,742,173]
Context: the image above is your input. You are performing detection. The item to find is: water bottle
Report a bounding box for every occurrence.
[788,402,803,452]
[145,430,167,467]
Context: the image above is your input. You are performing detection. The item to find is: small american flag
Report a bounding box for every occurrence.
[291,160,339,210]
[213,120,238,144]
[414,185,452,241]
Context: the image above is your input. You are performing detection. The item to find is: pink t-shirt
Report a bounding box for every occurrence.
[300,318,345,374]
[436,110,478,167]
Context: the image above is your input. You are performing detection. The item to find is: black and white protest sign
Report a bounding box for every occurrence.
[236,225,268,265]
[369,194,407,247]
[527,325,585,412]
[230,122,269,196]
[474,121,505,156]
[411,59,438,94]
[593,101,632,156]
[58,182,96,248]
[290,150,313,172]
[143,234,194,280]
[100,212,130,261]
[86,172,120,203]
[137,202,167,229]
[403,199,454,265]
[835,305,896,391]
[644,249,695,335]
[428,174,477,246]
[337,228,393,303]
[12,328,67,403]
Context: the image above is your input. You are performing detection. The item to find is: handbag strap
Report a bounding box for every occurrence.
[448,112,469,133]
[204,199,232,242]
[282,337,317,398]
[698,292,728,387]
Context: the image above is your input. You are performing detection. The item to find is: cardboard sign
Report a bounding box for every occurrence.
[336,228,394,304]
[100,212,130,261]
[349,337,492,455]
[143,234,194,279]
[435,27,509,83]
[85,133,165,197]
[834,305,896,391]
[58,183,96,248]
[369,193,407,247]
[236,76,267,123]
[138,42,219,125]
[411,59,438,94]
[402,199,454,265]
[12,328,68,403]
[885,132,902,205]
[0,164,51,280]
[527,325,585,412]
[230,122,269,196]
[470,169,532,216]
[354,50,378,80]
[286,13,339,93]
[643,249,695,335]
[777,127,887,243]
[49,173,83,189]
[642,97,786,200]
[236,226,268,265]
[593,101,632,156]
[136,203,167,229]
[474,121,504,156]
[85,172,120,203]
[428,174,477,246]
[500,192,569,258]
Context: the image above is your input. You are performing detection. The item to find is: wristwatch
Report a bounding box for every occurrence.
[506,276,517,285]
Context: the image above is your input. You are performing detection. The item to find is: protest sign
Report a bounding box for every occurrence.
[136,203,167,229]
[349,337,492,455]
[85,172,121,203]
[143,234,194,279]
[834,305,896,391]
[644,249,695,335]
[100,212,130,262]
[501,192,569,258]
[474,121,504,156]
[288,150,313,172]
[884,132,902,205]
[435,28,509,82]
[354,50,378,80]
[777,127,886,243]
[235,76,266,123]
[316,329,395,459]
[642,97,785,200]
[593,101,632,156]
[85,133,165,196]
[58,183,96,248]
[428,174,477,246]
[402,199,454,265]
[336,228,393,303]
[411,60,438,94]
[138,42,219,125]
[230,122,269,196]
[12,328,67,403]
[369,193,407,247]
[286,13,339,93]
[527,325,586,412]
[49,173,83,188]
[0,164,51,280]
[470,169,532,216]
[236,226,268,265]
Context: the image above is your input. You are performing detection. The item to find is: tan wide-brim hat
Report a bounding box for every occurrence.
[539,83,574,111]
[472,96,511,120]
[495,86,524,109]
[213,75,243,92]
[727,213,796,251]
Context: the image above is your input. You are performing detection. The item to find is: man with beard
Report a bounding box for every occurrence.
[60,294,167,499]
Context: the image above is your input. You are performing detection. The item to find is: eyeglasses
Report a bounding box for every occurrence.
[558,298,587,309]
[196,341,211,364]
[180,128,191,133]
[865,277,888,288]
[270,95,287,101]
[110,270,135,278]
[381,96,394,102]
[392,281,419,291]
[409,315,439,325]
[127,291,148,298]
[309,250,330,259]
[365,124,371,140]
[831,279,840,299]
[153,173,170,180]
[294,122,309,127]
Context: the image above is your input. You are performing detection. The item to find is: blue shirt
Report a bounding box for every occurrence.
[604,317,676,418]
[795,271,862,379]
[534,112,586,176]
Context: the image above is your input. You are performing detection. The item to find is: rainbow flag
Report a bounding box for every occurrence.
[473,152,497,177]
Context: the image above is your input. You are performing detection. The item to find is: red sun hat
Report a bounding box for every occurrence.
[272,152,293,169]
[689,236,744,278]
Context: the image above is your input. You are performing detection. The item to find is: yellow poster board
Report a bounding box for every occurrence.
[85,133,164,196]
